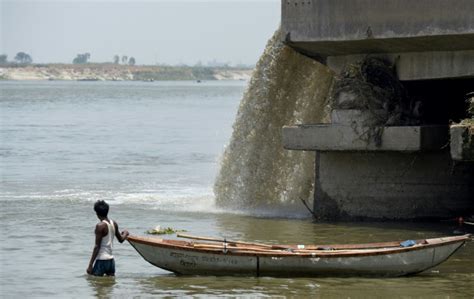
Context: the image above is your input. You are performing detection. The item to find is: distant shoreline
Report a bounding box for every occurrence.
[0,63,254,81]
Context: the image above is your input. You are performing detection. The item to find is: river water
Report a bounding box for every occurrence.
[1,81,473,298]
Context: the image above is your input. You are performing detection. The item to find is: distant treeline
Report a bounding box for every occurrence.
[0,52,253,69]
[72,53,136,65]
[0,52,33,65]
[0,52,136,66]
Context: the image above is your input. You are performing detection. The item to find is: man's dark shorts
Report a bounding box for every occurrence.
[92,259,115,276]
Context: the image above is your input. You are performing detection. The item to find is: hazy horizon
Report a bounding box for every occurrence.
[1,0,280,66]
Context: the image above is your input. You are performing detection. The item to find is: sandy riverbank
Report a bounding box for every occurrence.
[0,64,253,81]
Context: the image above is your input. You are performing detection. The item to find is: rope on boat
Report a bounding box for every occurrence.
[299,197,317,219]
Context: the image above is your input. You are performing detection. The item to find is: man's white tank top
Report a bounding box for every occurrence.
[97,219,115,260]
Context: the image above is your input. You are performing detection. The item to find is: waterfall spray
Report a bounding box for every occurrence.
[214,29,334,215]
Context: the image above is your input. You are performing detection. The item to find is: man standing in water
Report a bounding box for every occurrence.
[87,200,129,276]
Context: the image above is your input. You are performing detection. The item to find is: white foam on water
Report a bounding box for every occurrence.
[0,187,221,213]
[0,186,313,218]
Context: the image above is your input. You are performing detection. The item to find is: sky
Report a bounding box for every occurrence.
[0,0,280,65]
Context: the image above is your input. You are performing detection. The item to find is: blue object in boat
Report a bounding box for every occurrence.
[400,240,417,247]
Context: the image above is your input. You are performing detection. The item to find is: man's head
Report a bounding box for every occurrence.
[94,200,109,218]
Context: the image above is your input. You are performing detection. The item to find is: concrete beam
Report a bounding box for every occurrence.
[286,36,474,58]
[326,51,474,81]
[282,125,448,152]
[282,0,474,55]
[282,0,474,79]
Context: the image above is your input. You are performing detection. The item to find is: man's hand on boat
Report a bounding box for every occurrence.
[121,230,130,241]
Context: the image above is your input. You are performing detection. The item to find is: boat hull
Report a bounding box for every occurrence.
[132,241,257,275]
[128,235,469,277]
[259,242,460,276]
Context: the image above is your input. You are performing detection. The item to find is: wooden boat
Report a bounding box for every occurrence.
[128,234,470,277]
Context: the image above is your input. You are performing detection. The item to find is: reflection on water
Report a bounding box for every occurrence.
[86,276,116,298]
[126,272,474,298]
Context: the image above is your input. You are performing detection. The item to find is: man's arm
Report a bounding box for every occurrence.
[86,223,107,275]
[114,222,129,243]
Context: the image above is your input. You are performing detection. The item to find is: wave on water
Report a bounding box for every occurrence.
[0,187,220,213]
[0,187,314,218]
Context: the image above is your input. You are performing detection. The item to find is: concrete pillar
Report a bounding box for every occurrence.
[314,151,474,220]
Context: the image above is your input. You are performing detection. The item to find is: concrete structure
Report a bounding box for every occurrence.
[283,111,473,219]
[282,0,474,80]
[283,125,448,152]
[281,0,474,220]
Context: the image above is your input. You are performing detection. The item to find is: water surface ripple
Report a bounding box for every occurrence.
[0,81,472,298]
